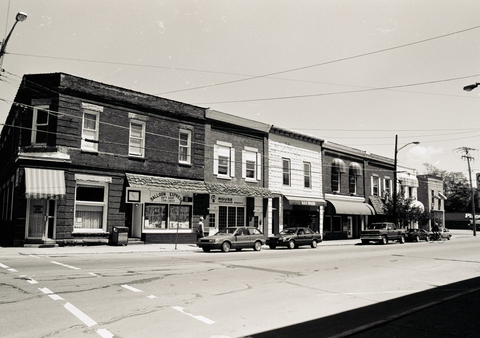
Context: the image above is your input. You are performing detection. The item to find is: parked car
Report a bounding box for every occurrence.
[266,227,322,249]
[405,228,430,242]
[197,227,265,252]
[360,222,406,245]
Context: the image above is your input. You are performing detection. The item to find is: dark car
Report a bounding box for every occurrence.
[197,227,265,252]
[266,227,322,249]
[405,228,430,242]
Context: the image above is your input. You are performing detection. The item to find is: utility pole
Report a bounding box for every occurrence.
[455,147,477,236]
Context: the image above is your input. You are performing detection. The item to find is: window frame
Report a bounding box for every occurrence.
[242,147,262,181]
[331,171,340,193]
[179,129,192,165]
[304,162,311,188]
[129,120,146,158]
[282,158,291,186]
[81,109,100,152]
[214,142,235,179]
[73,181,108,233]
[31,105,49,145]
[349,172,357,195]
[371,175,380,196]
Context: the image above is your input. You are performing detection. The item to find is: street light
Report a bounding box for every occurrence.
[463,83,480,92]
[393,135,420,226]
[0,12,28,74]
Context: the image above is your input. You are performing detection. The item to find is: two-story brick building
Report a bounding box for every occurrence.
[0,72,207,246]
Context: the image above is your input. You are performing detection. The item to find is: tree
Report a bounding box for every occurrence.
[423,163,476,213]
[384,193,428,228]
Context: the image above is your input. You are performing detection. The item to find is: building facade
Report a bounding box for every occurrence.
[417,174,445,230]
[268,126,325,236]
[0,73,207,246]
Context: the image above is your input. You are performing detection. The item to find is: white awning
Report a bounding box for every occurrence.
[284,195,326,206]
[397,172,419,187]
[25,168,66,200]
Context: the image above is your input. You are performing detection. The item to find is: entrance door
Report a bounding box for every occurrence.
[347,216,353,239]
[28,199,56,240]
[208,211,218,236]
[131,204,143,238]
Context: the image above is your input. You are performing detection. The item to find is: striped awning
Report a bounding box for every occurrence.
[332,159,346,173]
[326,199,375,215]
[397,172,419,187]
[25,168,66,200]
[349,162,363,176]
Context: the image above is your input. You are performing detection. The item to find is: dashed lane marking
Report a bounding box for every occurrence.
[121,284,143,293]
[64,302,97,327]
[0,263,10,269]
[172,306,215,325]
[51,261,81,270]
[96,329,115,338]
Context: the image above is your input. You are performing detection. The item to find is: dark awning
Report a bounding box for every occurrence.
[126,173,209,193]
[327,199,375,215]
[332,159,346,173]
[206,182,272,198]
[284,195,326,206]
[349,162,363,176]
[369,196,386,215]
[25,168,66,200]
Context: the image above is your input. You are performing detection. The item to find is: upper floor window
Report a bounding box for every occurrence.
[179,129,192,164]
[31,105,49,145]
[81,103,102,152]
[214,141,235,178]
[332,159,346,193]
[371,175,380,196]
[304,162,311,188]
[282,158,291,186]
[129,121,146,157]
[348,162,362,195]
[383,178,392,197]
[242,147,262,181]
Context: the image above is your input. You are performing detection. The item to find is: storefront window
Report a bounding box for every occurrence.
[145,204,167,229]
[332,216,342,232]
[144,203,192,230]
[74,184,107,231]
[219,206,245,228]
[169,205,191,229]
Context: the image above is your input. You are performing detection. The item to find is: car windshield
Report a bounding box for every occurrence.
[215,228,237,235]
[368,224,386,230]
[280,228,298,234]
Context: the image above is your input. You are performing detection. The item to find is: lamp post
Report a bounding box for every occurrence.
[393,135,420,226]
[0,12,28,74]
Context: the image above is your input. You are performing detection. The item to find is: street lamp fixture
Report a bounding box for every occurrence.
[393,135,420,226]
[463,83,479,92]
[0,12,28,73]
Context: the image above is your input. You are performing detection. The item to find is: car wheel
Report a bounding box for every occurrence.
[381,236,388,245]
[287,240,295,249]
[253,241,262,251]
[311,240,317,248]
[221,242,231,253]
[414,235,420,242]
[268,245,276,249]
[399,235,405,244]
[202,247,211,252]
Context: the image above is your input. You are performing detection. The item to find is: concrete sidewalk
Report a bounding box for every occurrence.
[0,229,472,256]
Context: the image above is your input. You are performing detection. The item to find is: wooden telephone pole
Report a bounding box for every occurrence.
[455,147,477,236]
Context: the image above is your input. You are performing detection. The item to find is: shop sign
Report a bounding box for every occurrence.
[210,194,245,206]
[150,191,184,203]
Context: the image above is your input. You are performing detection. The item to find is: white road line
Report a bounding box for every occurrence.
[172,306,215,325]
[147,295,157,299]
[51,261,81,270]
[96,328,115,338]
[89,272,100,277]
[27,278,38,284]
[121,284,143,293]
[0,263,10,269]
[29,255,41,258]
[39,287,54,294]
[7,268,18,272]
[49,294,64,301]
[64,302,97,327]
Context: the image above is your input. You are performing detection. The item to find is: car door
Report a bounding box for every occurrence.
[235,228,251,248]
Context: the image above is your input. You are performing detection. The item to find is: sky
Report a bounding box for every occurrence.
[1,0,480,181]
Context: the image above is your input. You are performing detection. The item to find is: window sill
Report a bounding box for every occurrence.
[81,149,99,155]
[216,175,232,181]
[129,156,145,162]
[72,230,109,236]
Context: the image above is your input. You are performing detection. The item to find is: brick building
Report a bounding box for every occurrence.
[0,73,207,246]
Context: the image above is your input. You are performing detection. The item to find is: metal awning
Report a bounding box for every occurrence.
[411,200,425,211]
[332,158,346,173]
[24,168,66,200]
[349,162,363,176]
[369,195,386,215]
[284,195,326,206]
[327,199,375,215]
[438,192,447,200]
[126,173,209,193]
[397,172,419,187]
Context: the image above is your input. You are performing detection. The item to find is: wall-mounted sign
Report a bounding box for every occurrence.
[150,191,183,204]
[210,194,245,206]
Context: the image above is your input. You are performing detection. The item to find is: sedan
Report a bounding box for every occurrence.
[266,227,322,249]
[405,228,430,242]
[197,227,265,252]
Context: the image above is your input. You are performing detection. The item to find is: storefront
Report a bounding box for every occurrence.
[281,195,325,234]
[126,173,209,244]
[324,195,375,239]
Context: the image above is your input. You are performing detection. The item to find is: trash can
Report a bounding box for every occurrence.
[111,226,129,246]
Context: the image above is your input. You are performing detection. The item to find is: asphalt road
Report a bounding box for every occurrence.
[1,231,479,338]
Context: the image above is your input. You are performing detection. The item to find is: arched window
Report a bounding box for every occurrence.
[349,162,362,194]
[331,159,346,193]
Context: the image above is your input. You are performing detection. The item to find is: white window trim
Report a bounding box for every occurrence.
[81,109,100,152]
[214,142,235,179]
[282,158,291,186]
[31,105,49,145]
[179,129,192,165]
[242,148,261,181]
[73,179,109,233]
[371,175,380,196]
[304,161,311,188]
[129,120,146,158]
